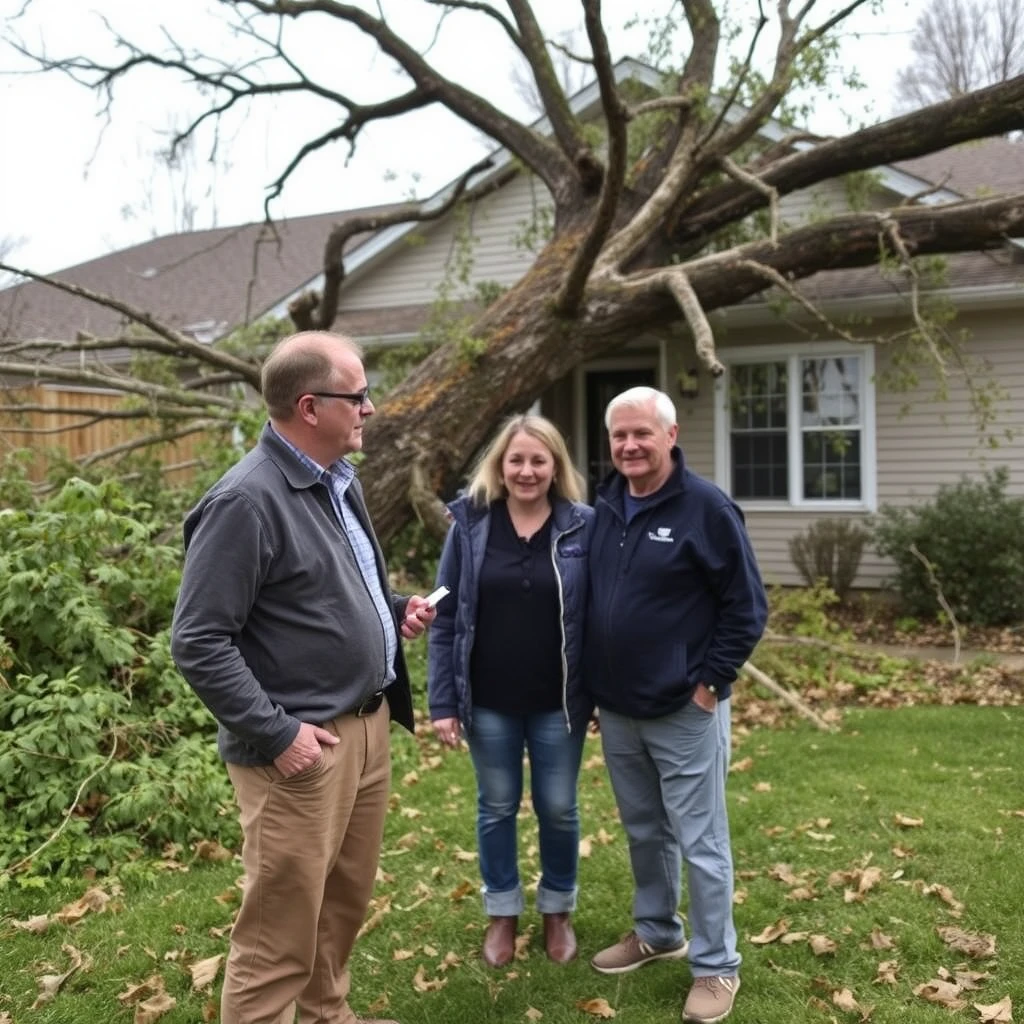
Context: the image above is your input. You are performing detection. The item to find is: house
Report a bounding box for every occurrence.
[3,65,1022,588]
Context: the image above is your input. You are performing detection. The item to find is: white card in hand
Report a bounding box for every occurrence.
[425,585,450,608]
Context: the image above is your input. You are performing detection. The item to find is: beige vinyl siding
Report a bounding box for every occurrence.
[777,179,854,226]
[338,173,552,312]
[692,311,1024,588]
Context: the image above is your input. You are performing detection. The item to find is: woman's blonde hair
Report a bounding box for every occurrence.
[465,414,585,507]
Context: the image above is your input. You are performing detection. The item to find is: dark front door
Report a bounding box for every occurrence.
[585,367,657,498]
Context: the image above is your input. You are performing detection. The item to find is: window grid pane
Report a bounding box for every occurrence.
[800,356,862,501]
[730,361,788,499]
[802,430,862,500]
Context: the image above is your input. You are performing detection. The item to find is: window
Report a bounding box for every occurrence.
[715,345,875,510]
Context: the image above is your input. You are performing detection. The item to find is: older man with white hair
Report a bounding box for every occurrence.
[586,386,767,1024]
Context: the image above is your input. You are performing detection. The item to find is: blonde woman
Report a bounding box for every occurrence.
[427,415,593,967]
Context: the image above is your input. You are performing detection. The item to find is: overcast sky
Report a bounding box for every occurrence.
[0,0,929,274]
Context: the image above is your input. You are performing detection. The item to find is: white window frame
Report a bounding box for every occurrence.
[713,342,877,512]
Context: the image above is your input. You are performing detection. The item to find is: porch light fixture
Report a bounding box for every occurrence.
[677,368,700,399]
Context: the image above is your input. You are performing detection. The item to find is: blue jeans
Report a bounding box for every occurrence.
[599,699,740,976]
[467,707,586,916]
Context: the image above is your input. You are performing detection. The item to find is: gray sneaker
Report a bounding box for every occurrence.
[682,975,741,1023]
[590,930,689,974]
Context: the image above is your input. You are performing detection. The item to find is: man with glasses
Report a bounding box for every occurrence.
[172,330,435,1024]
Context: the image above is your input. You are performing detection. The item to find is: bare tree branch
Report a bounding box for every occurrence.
[291,156,499,331]
[0,263,261,386]
[234,0,581,201]
[554,0,628,314]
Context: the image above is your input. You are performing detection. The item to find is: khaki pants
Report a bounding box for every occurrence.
[221,705,391,1024]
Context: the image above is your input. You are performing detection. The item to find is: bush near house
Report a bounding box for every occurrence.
[871,468,1024,627]
[788,518,869,601]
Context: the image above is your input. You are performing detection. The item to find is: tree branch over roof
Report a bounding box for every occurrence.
[0,264,261,387]
[674,73,1024,249]
[291,156,499,330]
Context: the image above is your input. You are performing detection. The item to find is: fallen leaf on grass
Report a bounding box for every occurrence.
[809,934,838,956]
[454,849,477,862]
[356,896,392,938]
[401,770,419,786]
[449,880,475,901]
[894,813,924,828]
[194,839,233,862]
[866,928,895,950]
[779,931,810,945]
[576,997,616,1018]
[393,949,415,961]
[937,926,997,959]
[134,990,177,1024]
[366,993,390,1014]
[874,960,899,985]
[118,974,165,1006]
[748,920,788,945]
[754,781,772,793]
[412,965,447,992]
[832,987,871,1018]
[955,970,992,990]
[437,951,462,972]
[579,837,593,858]
[921,883,964,916]
[55,887,111,923]
[513,928,533,960]
[729,757,754,773]
[526,1008,544,1021]
[914,978,967,1011]
[787,886,818,902]
[32,944,88,1009]
[12,914,50,934]
[189,954,224,990]
[768,863,800,885]
[973,996,1013,1023]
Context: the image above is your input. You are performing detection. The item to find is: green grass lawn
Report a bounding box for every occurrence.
[3,705,1022,1024]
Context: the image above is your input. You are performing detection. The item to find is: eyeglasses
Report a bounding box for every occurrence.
[303,387,372,408]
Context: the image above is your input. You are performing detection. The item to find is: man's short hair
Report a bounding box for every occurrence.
[605,386,677,430]
[261,332,363,421]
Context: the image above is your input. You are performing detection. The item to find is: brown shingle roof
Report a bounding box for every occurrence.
[0,206,397,342]
[895,136,1024,197]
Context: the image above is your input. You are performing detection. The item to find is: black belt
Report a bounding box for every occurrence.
[354,689,385,716]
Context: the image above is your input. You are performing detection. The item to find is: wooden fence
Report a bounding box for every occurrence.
[0,384,213,486]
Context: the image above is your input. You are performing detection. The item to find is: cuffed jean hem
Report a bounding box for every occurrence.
[482,885,524,916]
[536,884,577,914]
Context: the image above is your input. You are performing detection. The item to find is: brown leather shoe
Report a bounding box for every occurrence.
[482,915,518,967]
[543,912,578,963]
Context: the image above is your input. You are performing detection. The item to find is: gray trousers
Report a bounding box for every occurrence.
[599,699,740,976]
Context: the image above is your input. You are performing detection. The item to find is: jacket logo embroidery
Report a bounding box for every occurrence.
[648,526,674,543]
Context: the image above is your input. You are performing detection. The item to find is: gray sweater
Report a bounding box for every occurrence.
[170,424,414,765]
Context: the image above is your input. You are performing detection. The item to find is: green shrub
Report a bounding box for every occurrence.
[0,476,235,876]
[788,518,869,600]
[871,468,1024,626]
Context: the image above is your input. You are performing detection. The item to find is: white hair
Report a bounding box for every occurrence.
[604,386,677,429]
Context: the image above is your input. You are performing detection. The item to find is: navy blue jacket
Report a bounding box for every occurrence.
[428,496,594,734]
[585,448,767,718]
